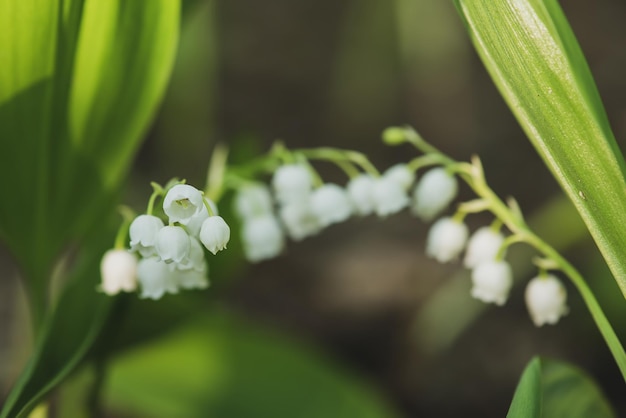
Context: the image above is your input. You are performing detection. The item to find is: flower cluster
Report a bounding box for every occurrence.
[100,183,231,299]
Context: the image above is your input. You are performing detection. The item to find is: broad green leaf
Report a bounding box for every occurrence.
[0,0,180,310]
[507,357,614,418]
[454,0,626,297]
[0,240,113,418]
[105,310,399,418]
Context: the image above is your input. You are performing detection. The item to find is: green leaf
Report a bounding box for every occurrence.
[0,243,113,418]
[507,357,615,418]
[104,310,399,418]
[454,0,626,297]
[0,0,180,308]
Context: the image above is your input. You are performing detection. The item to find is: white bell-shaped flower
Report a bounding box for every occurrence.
[525,274,568,326]
[199,215,231,255]
[137,257,179,299]
[163,184,205,225]
[471,260,513,306]
[177,237,206,271]
[155,225,190,264]
[383,163,414,191]
[234,183,274,219]
[185,197,218,238]
[412,167,458,222]
[242,215,285,262]
[464,227,505,268]
[177,261,209,290]
[426,217,469,263]
[129,214,165,257]
[279,199,322,241]
[310,183,352,227]
[371,176,409,218]
[347,174,376,216]
[272,164,313,205]
[100,249,138,295]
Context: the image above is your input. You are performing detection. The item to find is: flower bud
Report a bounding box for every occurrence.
[525,274,568,326]
[471,260,513,306]
[155,225,190,264]
[186,199,219,237]
[163,184,205,225]
[310,183,352,227]
[382,127,407,145]
[100,249,138,295]
[199,216,231,255]
[177,237,206,271]
[426,217,469,263]
[129,214,165,257]
[463,227,505,268]
[412,167,458,222]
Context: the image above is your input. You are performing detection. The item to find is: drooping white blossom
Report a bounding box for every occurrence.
[100,249,138,295]
[525,274,568,326]
[177,237,206,272]
[471,260,513,306]
[177,261,209,290]
[155,225,190,264]
[242,215,285,262]
[279,199,322,241]
[129,215,165,257]
[234,183,274,219]
[310,183,353,227]
[383,163,414,191]
[464,227,505,268]
[272,164,313,205]
[371,176,409,218]
[199,215,231,255]
[412,167,458,222]
[346,174,376,216]
[426,217,469,263]
[163,184,205,225]
[137,257,179,299]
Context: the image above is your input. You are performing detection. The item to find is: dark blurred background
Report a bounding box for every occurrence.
[3,0,626,416]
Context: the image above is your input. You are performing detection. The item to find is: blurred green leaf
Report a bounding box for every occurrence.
[454,0,626,296]
[0,243,113,418]
[105,310,399,418]
[507,357,614,418]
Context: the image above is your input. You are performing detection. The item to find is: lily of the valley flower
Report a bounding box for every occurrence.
[371,176,409,218]
[383,163,414,191]
[200,215,231,255]
[155,225,190,264]
[100,249,138,295]
[163,184,205,225]
[464,227,505,268]
[525,274,569,326]
[129,214,165,257]
[279,199,322,241]
[137,257,179,299]
[310,183,352,227]
[234,183,274,219]
[346,174,376,216]
[272,164,313,205]
[426,217,469,263]
[412,167,458,222]
[471,260,513,306]
[242,215,285,262]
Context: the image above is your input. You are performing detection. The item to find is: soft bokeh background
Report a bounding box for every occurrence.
[3,0,626,416]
